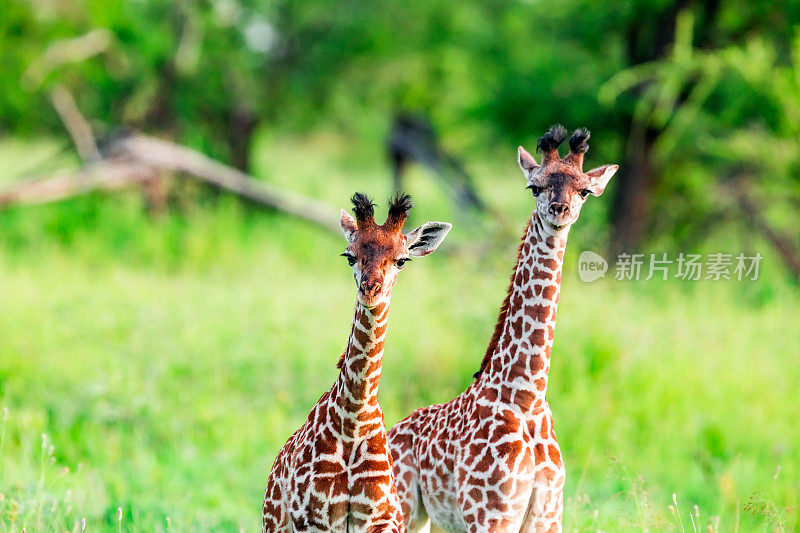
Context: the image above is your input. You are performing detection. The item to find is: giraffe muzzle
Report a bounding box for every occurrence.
[359,280,382,298]
[545,202,574,229]
[548,202,570,217]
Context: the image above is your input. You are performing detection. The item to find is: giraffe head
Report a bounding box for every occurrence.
[518,124,618,231]
[340,192,451,308]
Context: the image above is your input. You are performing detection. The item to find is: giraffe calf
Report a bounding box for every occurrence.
[263,192,451,532]
[389,126,618,533]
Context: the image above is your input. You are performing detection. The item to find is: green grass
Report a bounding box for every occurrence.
[0,134,798,531]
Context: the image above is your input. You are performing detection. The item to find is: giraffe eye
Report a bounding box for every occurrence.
[395,258,410,269]
[341,253,356,266]
[580,189,592,199]
[528,185,543,196]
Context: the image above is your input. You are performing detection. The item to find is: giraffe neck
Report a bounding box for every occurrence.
[330,299,390,442]
[481,213,568,415]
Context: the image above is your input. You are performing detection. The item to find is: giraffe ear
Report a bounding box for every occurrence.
[340,209,357,243]
[405,221,452,257]
[518,146,539,182]
[584,164,618,196]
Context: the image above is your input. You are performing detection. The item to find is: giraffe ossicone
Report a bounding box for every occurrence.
[388,125,618,533]
[262,192,451,532]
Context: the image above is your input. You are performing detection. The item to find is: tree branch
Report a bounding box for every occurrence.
[50,85,100,162]
[729,180,800,282]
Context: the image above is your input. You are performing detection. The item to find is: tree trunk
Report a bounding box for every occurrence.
[610,120,658,254]
[610,0,692,252]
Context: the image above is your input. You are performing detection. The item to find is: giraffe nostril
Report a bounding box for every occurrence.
[373,282,382,293]
[360,280,368,291]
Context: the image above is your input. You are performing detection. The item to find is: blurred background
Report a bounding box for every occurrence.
[1,0,799,530]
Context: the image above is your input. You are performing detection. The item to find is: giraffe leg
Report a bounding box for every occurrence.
[519,482,564,533]
[405,498,432,533]
[520,411,565,533]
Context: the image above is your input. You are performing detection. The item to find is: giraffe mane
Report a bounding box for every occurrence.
[473,219,532,379]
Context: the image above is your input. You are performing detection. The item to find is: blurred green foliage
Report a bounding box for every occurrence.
[1,1,800,530]
[1,0,799,266]
[602,10,800,250]
[0,137,798,531]
[1,0,797,143]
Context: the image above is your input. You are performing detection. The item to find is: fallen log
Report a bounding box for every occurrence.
[110,134,340,232]
[0,134,341,234]
[0,160,152,207]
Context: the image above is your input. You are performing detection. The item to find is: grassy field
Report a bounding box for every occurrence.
[0,134,798,531]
